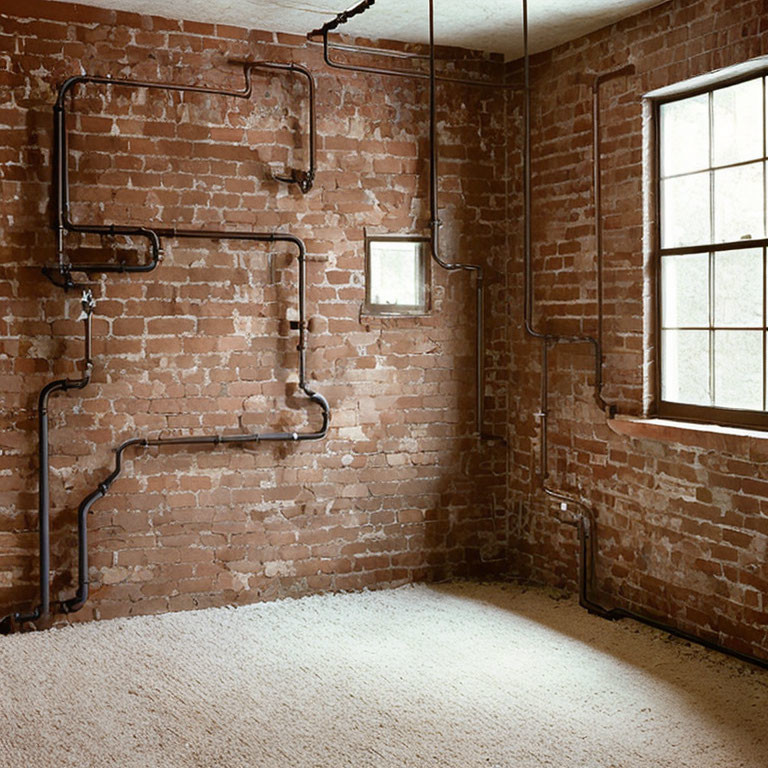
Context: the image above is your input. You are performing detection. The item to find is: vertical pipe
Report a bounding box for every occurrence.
[518,12,766,665]
[62,304,94,614]
[54,99,69,282]
[297,237,307,389]
[306,67,316,192]
[0,293,95,630]
[592,65,633,410]
[522,0,542,340]
[593,83,604,390]
[476,273,485,434]
[426,0,495,438]
[539,340,548,481]
[37,388,52,621]
[428,0,440,259]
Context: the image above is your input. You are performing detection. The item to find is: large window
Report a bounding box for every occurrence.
[657,70,768,427]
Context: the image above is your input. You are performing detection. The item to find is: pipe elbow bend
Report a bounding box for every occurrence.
[308,391,330,413]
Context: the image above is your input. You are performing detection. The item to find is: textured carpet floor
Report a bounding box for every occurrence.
[0,582,766,767]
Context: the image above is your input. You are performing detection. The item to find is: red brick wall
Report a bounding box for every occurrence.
[508,0,768,659]
[0,1,508,624]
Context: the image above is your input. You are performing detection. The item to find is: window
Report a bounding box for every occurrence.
[363,235,430,316]
[656,66,768,428]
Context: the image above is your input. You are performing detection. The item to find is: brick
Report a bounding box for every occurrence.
[3,0,764,661]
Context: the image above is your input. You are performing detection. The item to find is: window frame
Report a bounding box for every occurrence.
[652,62,768,430]
[362,233,431,317]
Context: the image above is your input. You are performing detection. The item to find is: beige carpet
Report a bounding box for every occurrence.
[0,582,766,767]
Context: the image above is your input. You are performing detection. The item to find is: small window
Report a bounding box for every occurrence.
[655,68,768,428]
[363,235,430,316]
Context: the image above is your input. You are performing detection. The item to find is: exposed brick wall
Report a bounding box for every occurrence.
[507,0,768,659]
[0,1,509,624]
[5,0,764,660]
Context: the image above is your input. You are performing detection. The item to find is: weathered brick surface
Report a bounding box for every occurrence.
[507,0,768,659]
[4,0,764,660]
[0,1,508,625]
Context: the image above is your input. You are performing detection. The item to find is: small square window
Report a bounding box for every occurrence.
[363,235,430,316]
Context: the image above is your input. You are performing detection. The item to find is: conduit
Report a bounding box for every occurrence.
[1,64,328,632]
[519,0,768,669]
[46,61,317,290]
[60,231,329,616]
[0,291,94,634]
[309,0,505,441]
[307,0,511,89]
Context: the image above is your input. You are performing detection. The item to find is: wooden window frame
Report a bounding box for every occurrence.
[651,61,768,430]
[362,234,431,317]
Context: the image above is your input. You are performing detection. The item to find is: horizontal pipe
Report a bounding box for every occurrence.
[519,0,766,671]
[308,0,511,90]
[51,63,317,288]
[308,37,431,61]
[60,388,329,618]
[60,237,329,617]
[317,30,513,89]
[54,70,255,110]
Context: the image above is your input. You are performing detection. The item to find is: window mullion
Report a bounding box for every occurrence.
[708,90,716,407]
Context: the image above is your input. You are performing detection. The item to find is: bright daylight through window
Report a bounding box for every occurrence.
[658,71,768,427]
[364,236,429,316]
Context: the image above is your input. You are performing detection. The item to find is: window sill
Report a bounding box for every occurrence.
[607,414,768,456]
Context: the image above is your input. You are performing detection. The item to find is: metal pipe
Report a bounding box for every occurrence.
[425,0,500,440]
[0,291,95,633]
[520,0,615,416]
[60,234,329,616]
[9,67,328,626]
[231,61,316,193]
[520,0,767,668]
[308,1,512,89]
[538,337,768,665]
[308,38,431,61]
[593,65,635,409]
[307,0,506,439]
[49,62,317,288]
[308,0,377,38]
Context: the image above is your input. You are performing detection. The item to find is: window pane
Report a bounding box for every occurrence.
[714,162,764,243]
[714,330,763,410]
[367,239,425,311]
[714,248,763,327]
[660,94,709,177]
[662,329,710,405]
[713,78,763,167]
[661,253,709,328]
[661,172,711,248]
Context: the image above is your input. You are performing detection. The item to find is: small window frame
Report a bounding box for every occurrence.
[651,59,768,430]
[362,233,431,317]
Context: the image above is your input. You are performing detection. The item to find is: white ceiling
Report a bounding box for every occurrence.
[51,0,669,59]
